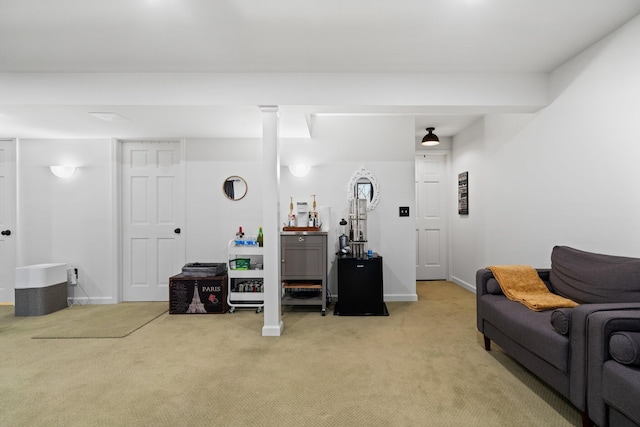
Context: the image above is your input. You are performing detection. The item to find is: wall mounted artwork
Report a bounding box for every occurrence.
[458,172,468,215]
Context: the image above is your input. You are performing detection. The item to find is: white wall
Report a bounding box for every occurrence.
[187,116,418,301]
[450,14,640,291]
[280,115,417,300]
[449,119,484,290]
[17,138,118,303]
[16,116,418,303]
[184,138,263,263]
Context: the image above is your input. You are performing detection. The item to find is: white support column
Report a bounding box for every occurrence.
[260,105,284,337]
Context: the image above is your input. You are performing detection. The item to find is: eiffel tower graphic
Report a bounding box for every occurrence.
[186,280,207,314]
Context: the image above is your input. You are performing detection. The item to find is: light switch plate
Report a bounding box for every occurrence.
[399,206,410,217]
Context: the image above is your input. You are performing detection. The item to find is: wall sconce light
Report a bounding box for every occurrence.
[421,127,440,146]
[50,165,77,178]
[289,164,311,177]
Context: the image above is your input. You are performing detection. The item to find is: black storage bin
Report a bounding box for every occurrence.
[169,274,228,314]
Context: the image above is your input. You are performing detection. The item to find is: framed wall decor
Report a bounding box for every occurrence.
[223,176,248,201]
[458,172,468,215]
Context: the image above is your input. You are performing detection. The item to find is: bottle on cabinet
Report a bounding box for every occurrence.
[287,197,296,227]
[235,226,244,245]
[308,211,319,227]
[257,227,264,247]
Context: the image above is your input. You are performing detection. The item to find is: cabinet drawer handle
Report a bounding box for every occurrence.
[356,264,364,268]
[298,237,305,242]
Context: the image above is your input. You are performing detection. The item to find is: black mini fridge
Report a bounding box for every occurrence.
[334,254,388,316]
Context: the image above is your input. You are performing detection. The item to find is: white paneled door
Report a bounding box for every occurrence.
[0,140,16,304]
[415,153,448,280]
[122,141,185,301]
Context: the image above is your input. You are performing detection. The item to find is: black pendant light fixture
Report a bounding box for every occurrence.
[421,127,440,146]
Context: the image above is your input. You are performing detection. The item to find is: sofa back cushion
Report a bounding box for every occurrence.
[549,246,640,304]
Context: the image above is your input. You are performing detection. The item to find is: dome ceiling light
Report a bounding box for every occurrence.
[421,127,440,146]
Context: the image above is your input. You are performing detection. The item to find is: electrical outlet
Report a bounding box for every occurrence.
[399,206,410,217]
[67,267,78,286]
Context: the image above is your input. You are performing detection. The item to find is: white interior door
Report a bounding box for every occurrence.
[122,141,185,301]
[415,153,448,280]
[0,140,17,304]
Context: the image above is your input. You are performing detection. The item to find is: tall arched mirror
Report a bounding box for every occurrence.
[223,176,248,201]
[347,166,380,211]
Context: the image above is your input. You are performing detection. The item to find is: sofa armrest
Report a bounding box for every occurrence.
[476,269,493,334]
[567,304,640,413]
[585,310,640,427]
[476,268,494,297]
[475,268,551,334]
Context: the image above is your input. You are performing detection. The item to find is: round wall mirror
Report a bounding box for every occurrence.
[223,176,248,201]
[347,166,380,211]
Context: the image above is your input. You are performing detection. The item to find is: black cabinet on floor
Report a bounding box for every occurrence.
[334,254,388,316]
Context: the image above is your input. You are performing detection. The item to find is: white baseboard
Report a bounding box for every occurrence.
[450,276,476,294]
[262,321,284,337]
[333,293,418,302]
[384,293,418,302]
[67,296,116,305]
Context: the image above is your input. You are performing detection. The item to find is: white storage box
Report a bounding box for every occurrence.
[15,263,68,316]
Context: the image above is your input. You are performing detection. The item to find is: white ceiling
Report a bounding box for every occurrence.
[1,0,639,142]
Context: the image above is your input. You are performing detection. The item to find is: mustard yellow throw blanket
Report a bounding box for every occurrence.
[488,265,579,311]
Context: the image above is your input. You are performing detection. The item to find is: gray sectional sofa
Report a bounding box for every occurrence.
[476,246,640,426]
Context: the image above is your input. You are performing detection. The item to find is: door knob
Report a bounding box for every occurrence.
[174,228,181,234]
[1,230,10,236]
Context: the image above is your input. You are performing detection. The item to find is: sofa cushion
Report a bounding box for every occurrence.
[549,246,640,304]
[480,295,569,372]
[550,308,572,335]
[610,332,640,366]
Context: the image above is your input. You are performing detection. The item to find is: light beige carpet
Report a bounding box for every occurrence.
[0,282,581,426]
[21,302,168,339]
